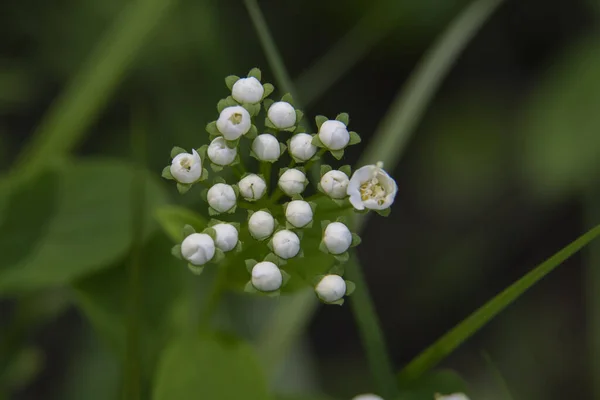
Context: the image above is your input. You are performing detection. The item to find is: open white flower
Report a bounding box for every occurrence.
[238,174,267,201]
[272,230,300,259]
[434,394,470,400]
[320,170,349,199]
[207,137,237,166]
[352,395,384,400]
[285,200,313,228]
[248,210,275,240]
[323,222,352,254]
[251,261,283,292]
[181,233,215,265]
[212,223,238,252]
[318,120,349,150]
[252,134,281,162]
[347,162,397,211]
[232,77,264,104]
[315,274,346,303]
[268,101,296,129]
[207,183,237,213]
[170,149,202,184]
[289,133,317,162]
[278,169,307,196]
[216,106,251,140]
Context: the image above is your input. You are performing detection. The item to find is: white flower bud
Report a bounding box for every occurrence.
[435,394,470,400]
[352,395,384,400]
[320,170,349,199]
[278,168,307,196]
[212,223,238,252]
[252,134,281,162]
[315,274,346,303]
[181,233,215,265]
[272,230,300,259]
[170,149,202,184]
[216,106,251,140]
[347,162,397,211]
[268,101,296,129]
[207,183,237,213]
[238,174,267,201]
[207,137,237,166]
[323,222,352,254]
[248,210,275,240]
[318,120,349,150]
[231,77,264,104]
[251,261,283,292]
[289,133,317,162]
[285,200,313,228]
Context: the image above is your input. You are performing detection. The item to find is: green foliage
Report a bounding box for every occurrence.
[398,369,468,400]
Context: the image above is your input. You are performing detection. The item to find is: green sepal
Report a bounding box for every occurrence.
[202,227,217,241]
[200,188,208,202]
[348,131,361,145]
[335,215,348,224]
[285,221,296,230]
[266,239,274,251]
[311,135,325,148]
[315,115,327,129]
[320,164,332,177]
[212,248,225,263]
[177,183,191,194]
[295,109,304,121]
[248,67,262,81]
[244,281,258,293]
[281,270,291,286]
[282,202,289,213]
[232,184,240,197]
[291,194,303,201]
[210,163,223,172]
[225,138,239,149]
[235,241,243,253]
[230,154,241,167]
[243,102,261,117]
[264,252,282,265]
[308,201,317,213]
[297,249,305,258]
[334,252,349,263]
[345,280,356,296]
[212,176,225,184]
[182,224,196,238]
[295,230,304,240]
[226,205,237,214]
[206,121,219,136]
[320,220,331,231]
[339,165,351,177]
[304,220,313,229]
[246,124,258,139]
[265,290,280,298]
[335,112,349,125]
[263,98,274,111]
[279,142,287,156]
[225,96,238,107]
[317,182,324,194]
[376,208,391,217]
[332,198,348,207]
[247,210,255,218]
[329,265,345,275]
[171,245,182,260]
[245,259,258,273]
[283,125,296,133]
[281,93,294,106]
[161,166,173,180]
[170,146,187,159]
[230,221,241,230]
[187,264,204,275]
[330,149,344,160]
[208,207,220,216]
[197,144,208,160]
[199,168,209,182]
[217,98,228,113]
[351,233,362,247]
[319,240,329,254]
[225,75,240,90]
[262,83,274,99]
[312,274,325,287]
[265,118,277,130]
[278,167,289,177]
[329,299,345,306]
[207,219,222,228]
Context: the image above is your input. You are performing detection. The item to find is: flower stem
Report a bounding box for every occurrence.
[303,148,326,174]
[260,162,271,192]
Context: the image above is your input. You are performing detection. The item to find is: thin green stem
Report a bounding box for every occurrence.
[303,148,326,174]
[260,162,272,192]
[270,187,285,203]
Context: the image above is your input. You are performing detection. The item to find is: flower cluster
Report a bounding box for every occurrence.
[162,68,397,305]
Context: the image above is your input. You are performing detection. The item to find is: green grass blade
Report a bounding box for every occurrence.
[358,0,504,168]
[398,223,600,382]
[13,0,177,179]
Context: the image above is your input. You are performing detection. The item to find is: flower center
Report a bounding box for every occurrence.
[179,157,192,171]
[229,112,243,125]
[359,177,387,205]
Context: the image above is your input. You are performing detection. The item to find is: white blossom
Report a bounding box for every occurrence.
[272,230,300,259]
[207,183,237,213]
[238,174,267,201]
[320,170,349,199]
[278,169,307,196]
[323,222,352,254]
[352,395,384,400]
[207,137,237,166]
[248,210,275,240]
[285,200,313,228]
[212,223,238,252]
[289,133,317,162]
[181,233,215,265]
[170,149,202,184]
[347,162,397,211]
[231,77,264,104]
[268,101,296,129]
[251,261,283,292]
[252,134,281,162]
[315,274,346,303]
[318,120,349,150]
[216,106,251,140]
[434,394,470,400]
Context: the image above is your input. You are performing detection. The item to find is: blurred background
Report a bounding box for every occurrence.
[1,0,600,399]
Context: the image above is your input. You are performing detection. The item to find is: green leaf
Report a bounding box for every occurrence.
[262,83,274,99]
[161,166,173,180]
[155,206,208,243]
[281,93,294,105]
[320,164,332,176]
[217,98,228,113]
[263,98,274,111]
[345,280,356,296]
[295,109,304,121]
[248,67,262,81]
[315,115,327,130]
[225,75,240,90]
[333,252,349,263]
[399,223,600,382]
[335,112,349,125]
[187,264,204,275]
[311,135,324,148]
[206,121,219,136]
[153,335,272,400]
[171,245,182,259]
[176,183,191,194]
[375,208,391,217]
[182,225,196,238]
[348,131,361,145]
[210,163,223,172]
[351,233,362,247]
[330,149,344,160]
[338,165,351,177]
[170,146,187,159]
[0,159,167,294]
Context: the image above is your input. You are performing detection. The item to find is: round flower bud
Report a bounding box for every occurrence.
[272,230,300,259]
[248,210,275,240]
[216,106,251,140]
[170,149,202,184]
[352,395,384,400]
[238,174,267,201]
[320,170,349,199]
[289,133,317,162]
[323,222,352,254]
[347,162,397,211]
[251,261,283,292]
[181,233,215,265]
[212,223,238,252]
[252,134,281,162]
[231,77,264,104]
[278,168,307,196]
[207,183,237,213]
[267,101,296,129]
[285,200,313,228]
[315,274,346,303]
[318,120,349,150]
[207,137,237,166]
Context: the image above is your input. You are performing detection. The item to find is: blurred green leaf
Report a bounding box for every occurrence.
[399,369,468,400]
[155,205,208,242]
[0,347,43,392]
[0,159,167,294]
[152,334,272,400]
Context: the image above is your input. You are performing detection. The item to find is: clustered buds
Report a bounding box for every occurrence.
[162,67,397,305]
